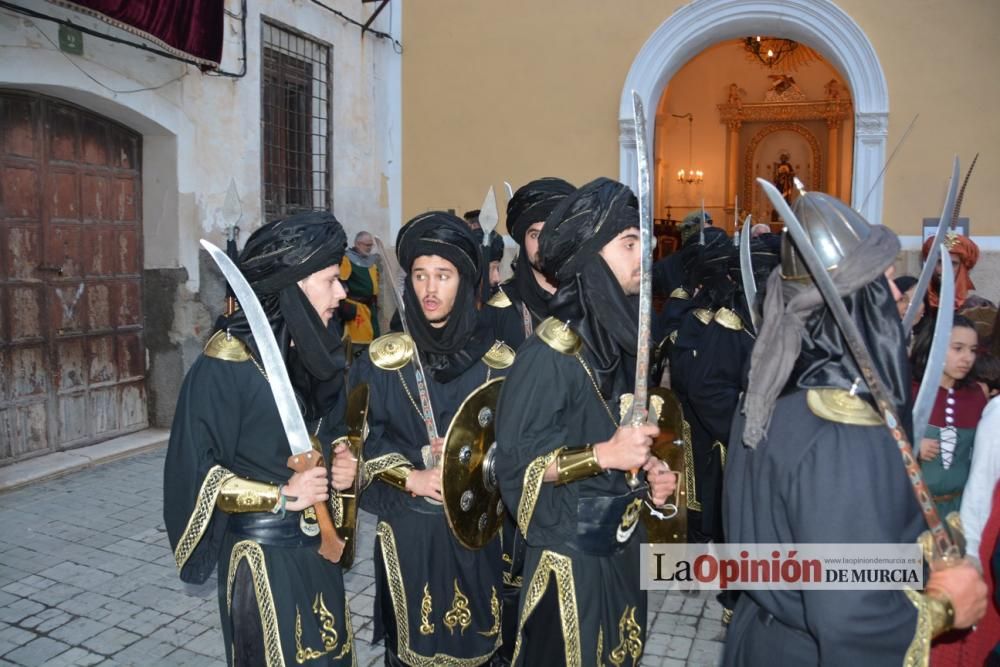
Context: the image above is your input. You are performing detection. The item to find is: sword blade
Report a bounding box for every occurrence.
[630,90,653,422]
[758,178,959,560]
[479,186,499,246]
[902,156,959,332]
[738,214,759,331]
[911,247,955,454]
[200,240,314,456]
[373,236,440,447]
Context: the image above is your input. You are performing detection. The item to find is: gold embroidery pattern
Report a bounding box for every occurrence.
[477,587,500,638]
[511,550,580,666]
[294,593,346,664]
[682,420,701,512]
[516,449,562,536]
[502,572,523,588]
[443,579,472,635]
[363,453,412,490]
[227,540,285,667]
[618,499,643,534]
[608,606,643,666]
[375,522,500,666]
[903,589,931,667]
[596,627,604,667]
[420,584,435,636]
[175,465,233,571]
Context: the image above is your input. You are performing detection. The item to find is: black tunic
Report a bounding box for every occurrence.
[486,282,541,351]
[351,342,507,665]
[495,333,648,667]
[722,390,925,666]
[164,344,354,667]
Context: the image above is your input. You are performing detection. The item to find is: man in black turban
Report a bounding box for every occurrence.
[350,211,514,666]
[495,177,677,665]
[723,192,987,665]
[164,211,359,666]
[486,177,574,349]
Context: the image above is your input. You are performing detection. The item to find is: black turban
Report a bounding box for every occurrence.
[539,177,639,284]
[541,178,641,397]
[396,212,493,382]
[218,211,348,422]
[506,177,575,246]
[397,212,481,280]
[486,230,505,263]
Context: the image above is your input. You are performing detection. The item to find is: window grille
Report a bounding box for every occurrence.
[261,20,331,221]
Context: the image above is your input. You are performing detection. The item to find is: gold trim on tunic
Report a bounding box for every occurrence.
[370,333,415,371]
[204,330,251,362]
[477,587,501,638]
[174,465,233,571]
[806,388,882,426]
[680,420,701,512]
[537,317,582,355]
[363,453,413,490]
[516,449,563,536]
[511,550,581,666]
[375,522,501,666]
[420,584,435,635]
[227,540,285,667]
[443,579,472,635]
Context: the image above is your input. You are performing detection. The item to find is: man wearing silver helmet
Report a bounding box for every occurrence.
[722,191,987,665]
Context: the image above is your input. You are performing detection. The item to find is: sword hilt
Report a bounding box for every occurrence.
[287,448,346,564]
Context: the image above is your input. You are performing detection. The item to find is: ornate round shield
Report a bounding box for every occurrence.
[442,378,506,550]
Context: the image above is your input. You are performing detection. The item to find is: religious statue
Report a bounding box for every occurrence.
[771,152,796,221]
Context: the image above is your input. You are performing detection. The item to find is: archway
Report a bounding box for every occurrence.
[620,0,888,224]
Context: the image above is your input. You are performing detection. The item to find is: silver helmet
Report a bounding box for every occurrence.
[781,191,872,280]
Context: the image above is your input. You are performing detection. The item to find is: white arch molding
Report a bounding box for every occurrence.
[620,0,888,225]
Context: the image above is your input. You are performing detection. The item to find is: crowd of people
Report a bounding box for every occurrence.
[162,174,998,666]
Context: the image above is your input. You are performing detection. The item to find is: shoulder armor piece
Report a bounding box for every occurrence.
[204,331,251,362]
[806,388,881,426]
[487,290,513,308]
[536,317,582,355]
[482,341,515,369]
[693,308,714,325]
[369,332,415,371]
[669,287,691,300]
[713,307,744,331]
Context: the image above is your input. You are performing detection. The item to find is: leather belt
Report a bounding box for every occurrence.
[228,511,320,548]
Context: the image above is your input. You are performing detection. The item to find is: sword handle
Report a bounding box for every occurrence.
[287,449,346,564]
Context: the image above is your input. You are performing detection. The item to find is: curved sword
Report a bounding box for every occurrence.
[738,214,759,331]
[757,178,960,562]
[902,156,959,332]
[622,90,655,489]
[911,248,954,455]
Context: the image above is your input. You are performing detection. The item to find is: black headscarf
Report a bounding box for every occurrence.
[217,211,347,422]
[540,177,640,397]
[507,178,576,246]
[506,178,575,319]
[397,212,494,382]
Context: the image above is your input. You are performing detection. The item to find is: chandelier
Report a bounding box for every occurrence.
[744,36,799,68]
[673,113,703,185]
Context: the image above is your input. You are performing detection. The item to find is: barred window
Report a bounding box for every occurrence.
[261,20,331,221]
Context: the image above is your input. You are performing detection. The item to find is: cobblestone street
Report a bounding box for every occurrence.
[0,450,725,666]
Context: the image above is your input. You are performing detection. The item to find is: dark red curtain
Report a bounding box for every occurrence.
[64,0,225,65]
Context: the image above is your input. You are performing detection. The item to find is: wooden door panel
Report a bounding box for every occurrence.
[1,91,145,463]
